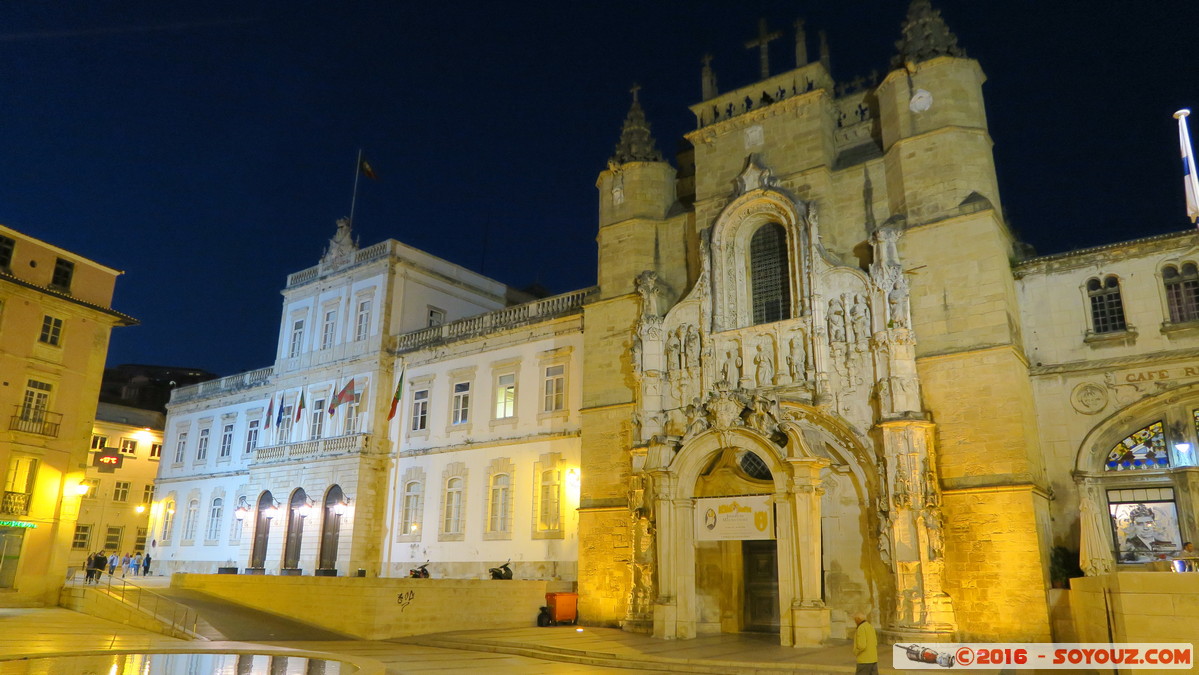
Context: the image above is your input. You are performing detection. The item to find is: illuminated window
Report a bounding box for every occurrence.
[1164,263,1199,323]
[452,382,470,425]
[161,501,176,541]
[495,373,516,419]
[119,438,137,455]
[38,316,62,346]
[1106,421,1169,471]
[355,299,372,341]
[442,476,463,535]
[149,443,162,459]
[81,478,99,499]
[72,524,91,550]
[113,481,130,503]
[411,389,428,431]
[1108,489,1183,563]
[543,365,565,413]
[1087,276,1127,334]
[750,223,791,325]
[401,481,423,537]
[91,434,108,450]
[487,473,511,534]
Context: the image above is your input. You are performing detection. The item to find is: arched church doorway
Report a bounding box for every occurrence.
[250,490,275,569]
[318,485,345,571]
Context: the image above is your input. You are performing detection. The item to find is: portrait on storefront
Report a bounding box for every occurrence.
[1109,500,1181,562]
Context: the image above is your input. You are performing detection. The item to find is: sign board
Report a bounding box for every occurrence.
[695,495,774,541]
[0,520,36,529]
[93,448,123,473]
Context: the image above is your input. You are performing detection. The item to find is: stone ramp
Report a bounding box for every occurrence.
[152,588,354,642]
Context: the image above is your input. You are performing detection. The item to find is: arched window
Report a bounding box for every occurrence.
[488,474,511,534]
[1106,421,1169,471]
[182,499,200,541]
[749,223,791,325]
[538,469,561,531]
[161,500,176,541]
[1087,275,1127,334]
[1164,263,1199,323]
[401,480,423,536]
[206,498,223,541]
[443,477,463,535]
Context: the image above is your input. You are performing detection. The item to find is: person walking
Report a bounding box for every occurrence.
[107,552,118,576]
[91,551,107,584]
[132,552,143,576]
[142,553,152,577]
[84,553,96,584]
[853,612,879,675]
[120,553,131,577]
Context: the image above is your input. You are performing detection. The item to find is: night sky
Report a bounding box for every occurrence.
[1,1,1196,377]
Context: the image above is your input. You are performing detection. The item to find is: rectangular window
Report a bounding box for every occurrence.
[288,319,304,358]
[50,258,74,291]
[452,382,470,425]
[245,419,259,453]
[72,525,91,550]
[82,478,99,499]
[310,400,325,439]
[0,235,13,270]
[105,526,122,550]
[495,373,515,419]
[135,527,147,552]
[21,380,51,421]
[1109,489,1183,563]
[411,389,429,431]
[219,423,233,458]
[174,432,188,463]
[91,434,108,450]
[113,481,130,502]
[206,498,224,541]
[278,406,294,440]
[196,428,210,461]
[538,468,561,531]
[344,395,361,434]
[543,365,565,412]
[38,315,63,346]
[142,484,154,504]
[320,309,336,350]
[119,438,137,455]
[443,477,463,535]
[355,299,372,341]
[428,307,445,327]
[149,443,162,459]
[488,474,511,534]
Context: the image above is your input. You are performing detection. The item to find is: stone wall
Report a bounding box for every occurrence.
[1070,572,1199,644]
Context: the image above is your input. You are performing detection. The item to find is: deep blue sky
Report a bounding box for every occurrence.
[1,1,1196,376]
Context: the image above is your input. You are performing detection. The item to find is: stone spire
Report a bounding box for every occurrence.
[893,0,965,68]
[610,84,663,165]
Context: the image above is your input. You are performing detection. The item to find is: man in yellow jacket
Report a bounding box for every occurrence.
[853,613,879,675]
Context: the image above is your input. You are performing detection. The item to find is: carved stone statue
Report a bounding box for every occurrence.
[888,280,909,328]
[635,271,663,321]
[786,335,805,380]
[665,330,682,373]
[321,218,359,265]
[754,343,774,387]
[850,294,870,343]
[923,507,945,561]
[721,348,742,385]
[828,298,847,342]
[684,325,701,368]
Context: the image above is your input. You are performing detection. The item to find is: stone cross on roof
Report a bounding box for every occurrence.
[744,18,782,80]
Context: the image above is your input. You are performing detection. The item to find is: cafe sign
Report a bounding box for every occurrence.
[1113,363,1199,385]
[695,495,774,541]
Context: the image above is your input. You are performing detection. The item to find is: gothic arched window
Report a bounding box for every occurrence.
[750,223,791,325]
[1164,263,1199,323]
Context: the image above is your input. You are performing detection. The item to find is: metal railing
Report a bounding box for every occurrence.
[8,406,61,437]
[64,570,202,639]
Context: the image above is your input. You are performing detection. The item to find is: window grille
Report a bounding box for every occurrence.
[750,224,791,324]
[1164,263,1199,323]
[1087,276,1127,334]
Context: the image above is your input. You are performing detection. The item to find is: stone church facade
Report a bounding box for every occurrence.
[153,0,1198,646]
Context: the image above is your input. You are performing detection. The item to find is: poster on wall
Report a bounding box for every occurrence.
[1109,500,1182,562]
[695,495,774,541]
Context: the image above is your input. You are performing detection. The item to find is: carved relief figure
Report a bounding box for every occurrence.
[665,330,682,373]
[754,343,774,387]
[721,348,742,385]
[788,335,807,381]
[635,271,663,321]
[828,297,847,342]
[684,325,701,368]
[888,280,909,328]
[850,294,870,343]
[922,507,944,561]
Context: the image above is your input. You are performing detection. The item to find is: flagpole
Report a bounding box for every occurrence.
[1174,109,1199,225]
[349,148,363,226]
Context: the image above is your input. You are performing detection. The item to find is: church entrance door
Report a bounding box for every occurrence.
[742,539,779,632]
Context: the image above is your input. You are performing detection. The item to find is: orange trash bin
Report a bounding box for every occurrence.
[544,591,578,624]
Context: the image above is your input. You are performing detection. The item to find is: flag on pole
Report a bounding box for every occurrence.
[276,394,285,427]
[264,395,274,429]
[387,367,405,421]
[328,378,357,414]
[295,390,306,423]
[1175,109,1199,224]
[359,159,378,181]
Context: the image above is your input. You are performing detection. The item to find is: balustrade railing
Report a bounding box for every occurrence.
[8,406,61,437]
[1,491,30,516]
[396,287,595,353]
[253,433,367,464]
